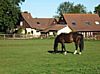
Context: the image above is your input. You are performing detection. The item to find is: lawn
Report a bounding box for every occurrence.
[0,39,100,74]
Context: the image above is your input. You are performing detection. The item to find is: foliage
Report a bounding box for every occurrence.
[57,2,74,15]
[10,0,25,6]
[0,0,25,33]
[17,28,25,34]
[73,4,87,13]
[94,4,100,17]
[0,39,100,74]
[57,2,87,16]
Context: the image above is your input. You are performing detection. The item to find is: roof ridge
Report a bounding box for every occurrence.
[63,13,98,15]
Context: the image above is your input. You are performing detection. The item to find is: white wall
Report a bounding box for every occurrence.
[26,28,41,37]
[49,32,53,35]
[26,28,32,34]
[31,29,41,37]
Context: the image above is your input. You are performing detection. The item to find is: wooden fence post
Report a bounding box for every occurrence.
[4,34,5,40]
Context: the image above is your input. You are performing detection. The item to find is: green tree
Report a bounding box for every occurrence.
[94,4,100,17]
[57,2,74,15]
[9,0,25,6]
[0,0,25,33]
[57,2,87,16]
[73,4,86,13]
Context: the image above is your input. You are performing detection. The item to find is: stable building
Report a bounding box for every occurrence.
[18,12,57,38]
[58,14,100,39]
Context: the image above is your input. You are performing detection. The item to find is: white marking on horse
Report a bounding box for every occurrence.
[64,51,67,55]
[79,52,82,55]
[74,50,77,54]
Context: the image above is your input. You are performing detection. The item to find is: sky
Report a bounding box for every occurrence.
[20,0,100,18]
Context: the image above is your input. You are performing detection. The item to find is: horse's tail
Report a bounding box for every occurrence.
[53,37,58,52]
[79,34,84,52]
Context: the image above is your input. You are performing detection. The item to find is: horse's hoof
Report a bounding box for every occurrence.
[64,51,67,55]
[73,53,76,54]
[79,52,82,55]
[73,50,77,54]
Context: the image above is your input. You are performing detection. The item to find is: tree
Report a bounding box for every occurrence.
[73,4,87,13]
[57,2,87,16]
[94,4,100,17]
[9,0,25,6]
[0,0,25,33]
[57,2,74,15]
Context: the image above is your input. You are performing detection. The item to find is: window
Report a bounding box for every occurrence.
[37,22,40,24]
[60,22,66,25]
[95,21,99,25]
[20,21,23,26]
[31,31,33,34]
[61,17,63,20]
[72,21,76,26]
[85,21,91,25]
[36,30,39,32]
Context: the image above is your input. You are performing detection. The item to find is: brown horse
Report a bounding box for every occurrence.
[53,32,84,55]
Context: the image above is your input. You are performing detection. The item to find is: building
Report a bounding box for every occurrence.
[17,11,68,38]
[18,12,100,39]
[58,14,100,39]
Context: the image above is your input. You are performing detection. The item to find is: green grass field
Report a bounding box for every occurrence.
[0,39,100,74]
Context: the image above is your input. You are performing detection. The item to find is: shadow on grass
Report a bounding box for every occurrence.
[48,50,74,54]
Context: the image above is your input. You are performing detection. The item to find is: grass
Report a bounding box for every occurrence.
[0,39,100,74]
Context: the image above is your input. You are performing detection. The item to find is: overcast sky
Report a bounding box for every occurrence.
[20,0,100,18]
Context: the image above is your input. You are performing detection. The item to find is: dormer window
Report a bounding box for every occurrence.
[61,17,63,20]
[60,22,65,24]
[85,21,91,25]
[37,22,40,24]
[72,21,76,25]
[95,21,99,25]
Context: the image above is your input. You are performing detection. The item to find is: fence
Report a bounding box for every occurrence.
[0,34,100,40]
[0,34,40,40]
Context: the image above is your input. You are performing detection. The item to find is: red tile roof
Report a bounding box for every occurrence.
[43,24,66,32]
[21,12,34,28]
[31,18,56,30]
[63,14,100,31]
[21,12,57,30]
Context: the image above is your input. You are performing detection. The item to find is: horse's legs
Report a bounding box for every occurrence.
[74,43,78,54]
[74,42,82,55]
[61,43,66,51]
[61,43,64,52]
[79,43,82,55]
[61,43,67,55]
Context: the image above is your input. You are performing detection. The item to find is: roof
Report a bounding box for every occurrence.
[21,12,56,30]
[43,24,66,32]
[63,14,100,31]
[32,18,56,30]
[21,12,32,28]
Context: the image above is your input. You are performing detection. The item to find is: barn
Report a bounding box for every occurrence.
[17,12,100,39]
[58,14,100,40]
[18,12,58,38]
[18,12,71,38]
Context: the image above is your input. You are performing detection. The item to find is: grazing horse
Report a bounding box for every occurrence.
[53,32,84,55]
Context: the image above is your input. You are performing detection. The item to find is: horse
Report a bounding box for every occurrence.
[53,32,84,55]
